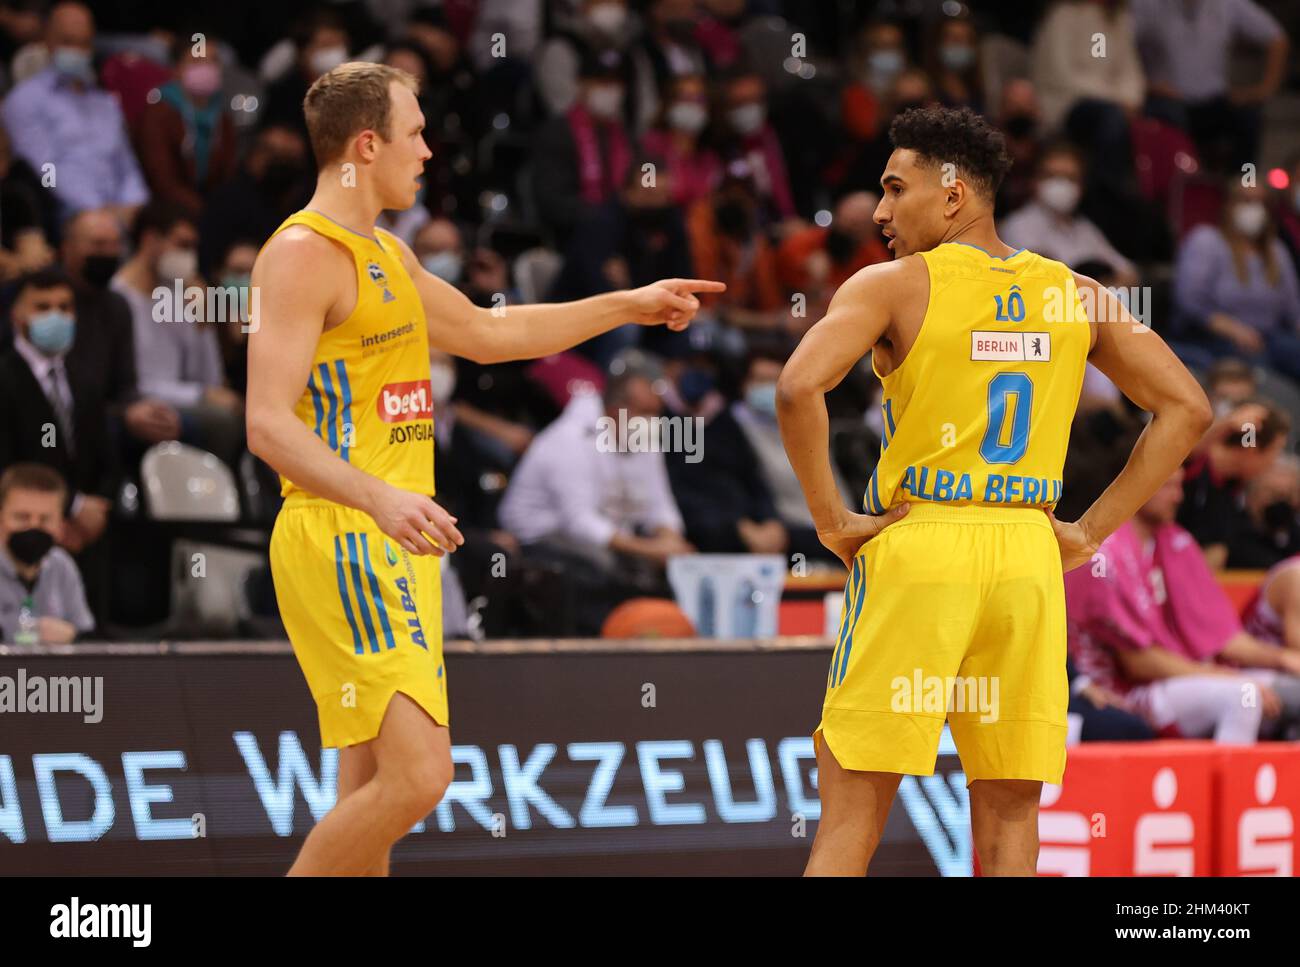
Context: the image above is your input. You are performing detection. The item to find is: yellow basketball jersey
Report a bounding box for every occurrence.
[263,210,435,499]
[862,242,1090,514]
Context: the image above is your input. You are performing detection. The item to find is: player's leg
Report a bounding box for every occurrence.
[289,693,451,875]
[804,739,901,876]
[335,743,390,876]
[968,778,1042,876]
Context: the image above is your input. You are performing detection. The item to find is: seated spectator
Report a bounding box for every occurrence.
[713,65,796,226]
[1067,655,1157,741]
[1229,454,1300,569]
[0,463,94,644]
[924,12,983,113]
[630,0,710,131]
[729,351,852,564]
[1001,142,1138,285]
[1133,0,1288,174]
[686,170,786,349]
[993,79,1044,217]
[60,208,181,450]
[1179,399,1289,568]
[498,370,693,634]
[532,46,632,248]
[1205,358,1258,418]
[197,123,313,277]
[1245,549,1300,652]
[0,1,148,225]
[1170,181,1300,384]
[258,9,350,139]
[0,124,55,281]
[0,267,116,620]
[211,239,258,395]
[1066,469,1300,743]
[776,191,889,320]
[534,0,637,119]
[111,200,244,467]
[638,73,721,209]
[136,32,238,220]
[412,217,467,286]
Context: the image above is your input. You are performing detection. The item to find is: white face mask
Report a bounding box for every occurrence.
[586,3,627,36]
[429,360,456,406]
[310,45,348,77]
[667,101,707,135]
[585,84,623,121]
[1036,176,1080,215]
[728,102,765,136]
[1232,201,1268,238]
[156,247,198,283]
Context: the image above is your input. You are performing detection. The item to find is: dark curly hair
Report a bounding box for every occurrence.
[888,106,1012,201]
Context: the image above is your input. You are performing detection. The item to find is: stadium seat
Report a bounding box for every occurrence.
[512,247,563,304]
[141,442,241,521]
[667,554,787,638]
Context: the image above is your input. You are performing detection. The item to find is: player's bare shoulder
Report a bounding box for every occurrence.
[252,225,353,328]
[836,252,928,306]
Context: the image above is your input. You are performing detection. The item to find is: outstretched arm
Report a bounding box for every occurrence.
[389,235,724,363]
[775,260,918,566]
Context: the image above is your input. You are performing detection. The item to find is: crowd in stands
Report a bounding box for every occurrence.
[1,0,1300,745]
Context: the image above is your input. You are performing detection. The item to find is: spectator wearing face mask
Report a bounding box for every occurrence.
[714,66,796,226]
[1001,142,1137,286]
[639,73,721,209]
[1229,454,1300,569]
[197,123,312,278]
[839,20,908,147]
[993,79,1043,217]
[776,191,889,319]
[135,31,237,220]
[0,464,94,644]
[210,239,258,396]
[533,46,632,247]
[631,0,709,131]
[1170,182,1300,384]
[0,2,148,225]
[924,14,983,113]
[59,208,181,451]
[1180,399,1290,570]
[0,266,116,538]
[111,200,243,468]
[535,0,637,119]
[259,10,350,139]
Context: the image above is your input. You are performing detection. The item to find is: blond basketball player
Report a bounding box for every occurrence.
[246,62,722,875]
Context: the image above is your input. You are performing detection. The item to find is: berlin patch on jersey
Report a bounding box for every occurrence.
[970,331,1051,361]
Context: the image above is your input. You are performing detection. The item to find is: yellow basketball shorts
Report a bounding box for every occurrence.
[816,502,1068,784]
[269,496,448,748]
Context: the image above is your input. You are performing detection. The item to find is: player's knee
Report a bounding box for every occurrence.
[391,761,452,820]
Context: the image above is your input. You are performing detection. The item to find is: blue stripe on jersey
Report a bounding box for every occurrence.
[334,359,353,464]
[883,398,896,444]
[345,532,379,652]
[830,558,859,687]
[333,535,364,655]
[359,533,395,650]
[308,372,325,441]
[318,362,339,452]
[836,557,869,686]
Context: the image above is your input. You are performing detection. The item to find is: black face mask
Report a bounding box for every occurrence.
[1263,500,1296,532]
[714,199,753,240]
[260,159,303,195]
[80,253,121,288]
[8,528,54,567]
[1004,115,1036,139]
[826,228,857,263]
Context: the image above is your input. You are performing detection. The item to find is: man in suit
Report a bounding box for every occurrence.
[0,267,116,619]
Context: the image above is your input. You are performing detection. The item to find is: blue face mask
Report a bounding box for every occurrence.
[27,310,76,356]
[745,382,778,417]
[939,44,975,72]
[51,46,94,83]
[421,252,463,284]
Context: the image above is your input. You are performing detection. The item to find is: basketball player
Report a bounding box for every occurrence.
[246,62,722,875]
[776,107,1213,876]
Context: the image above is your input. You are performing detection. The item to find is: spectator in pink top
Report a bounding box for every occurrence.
[1065,469,1300,741]
[713,65,796,227]
[638,74,721,209]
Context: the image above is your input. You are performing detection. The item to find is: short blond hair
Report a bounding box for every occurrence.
[302,62,419,168]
